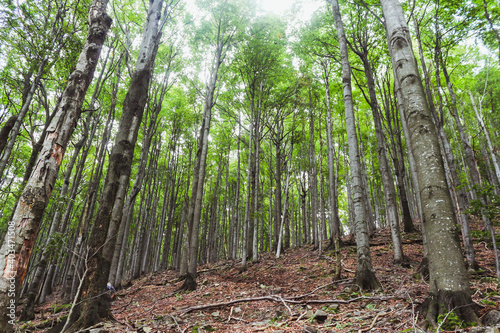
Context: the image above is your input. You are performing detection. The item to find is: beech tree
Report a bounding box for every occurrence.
[67,0,178,330]
[0,0,112,330]
[329,0,381,290]
[181,0,250,291]
[0,0,498,331]
[380,0,479,326]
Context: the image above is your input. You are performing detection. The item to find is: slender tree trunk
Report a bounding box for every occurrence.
[182,54,220,291]
[274,144,283,251]
[330,0,380,290]
[241,122,253,271]
[276,145,293,258]
[320,59,342,245]
[469,91,500,278]
[353,44,405,263]
[308,94,319,250]
[469,92,500,185]
[0,60,47,183]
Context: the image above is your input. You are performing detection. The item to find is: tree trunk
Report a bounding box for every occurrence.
[182,54,220,291]
[320,59,342,245]
[308,92,319,250]
[0,116,16,156]
[330,0,381,290]
[109,61,166,286]
[416,19,478,270]
[352,40,405,264]
[0,1,111,330]
[68,0,165,329]
[380,0,478,325]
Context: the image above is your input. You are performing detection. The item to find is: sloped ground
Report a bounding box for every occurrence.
[23,224,500,332]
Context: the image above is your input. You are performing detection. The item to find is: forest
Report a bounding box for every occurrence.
[0,0,499,331]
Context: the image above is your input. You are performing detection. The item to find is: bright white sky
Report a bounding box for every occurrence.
[259,0,323,22]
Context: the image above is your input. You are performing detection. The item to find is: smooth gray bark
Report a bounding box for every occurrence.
[380,0,478,325]
[330,0,380,290]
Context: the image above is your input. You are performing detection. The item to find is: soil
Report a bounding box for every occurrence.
[20,222,500,332]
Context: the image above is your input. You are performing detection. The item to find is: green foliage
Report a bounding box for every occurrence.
[467,185,500,221]
[50,303,71,314]
[45,232,66,261]
[437,310,464,331]
[481,299,496,306]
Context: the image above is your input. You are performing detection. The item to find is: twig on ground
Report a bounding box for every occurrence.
[279,296,294,316]
[360,311,389,332]
[112,294,138,314]
[296,310,308,322]
[169,314,182,332]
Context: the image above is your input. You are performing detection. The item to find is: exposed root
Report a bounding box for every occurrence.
[418,290,480,329]
[353,268,382,291]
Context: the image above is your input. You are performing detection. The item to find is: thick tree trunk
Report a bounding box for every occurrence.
[380,0,478,325]
[109,64,164,286]
[0,1,111,330]
[330,0,380,290]
[68,0,164,329]
[419,21,478,270]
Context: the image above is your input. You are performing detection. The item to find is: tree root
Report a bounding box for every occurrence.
[417,290,481,329]
[353,268,382,291]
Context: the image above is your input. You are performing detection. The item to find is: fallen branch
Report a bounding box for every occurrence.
[304,295,394,304]
[359,311,390,332]
[181,296,284,313]
[179,294,395,314]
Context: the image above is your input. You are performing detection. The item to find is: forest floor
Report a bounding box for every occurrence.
[23,220,500,332]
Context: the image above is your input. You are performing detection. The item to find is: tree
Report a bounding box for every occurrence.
[181,0,249,291]
[348,5,406,264]
[0,0,112,330]
[329,0,381,290]
[380,0,479,326]
[67,0,177,330]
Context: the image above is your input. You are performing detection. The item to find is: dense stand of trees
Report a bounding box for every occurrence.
[0,0,499,330]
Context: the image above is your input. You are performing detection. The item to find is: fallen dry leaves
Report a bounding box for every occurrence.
[26,220,500,332]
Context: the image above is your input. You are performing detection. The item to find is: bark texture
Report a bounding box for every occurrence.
[380,0,478,326]
[0,1,111,330]
[330,0,380,291]
[68,0,165,329]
